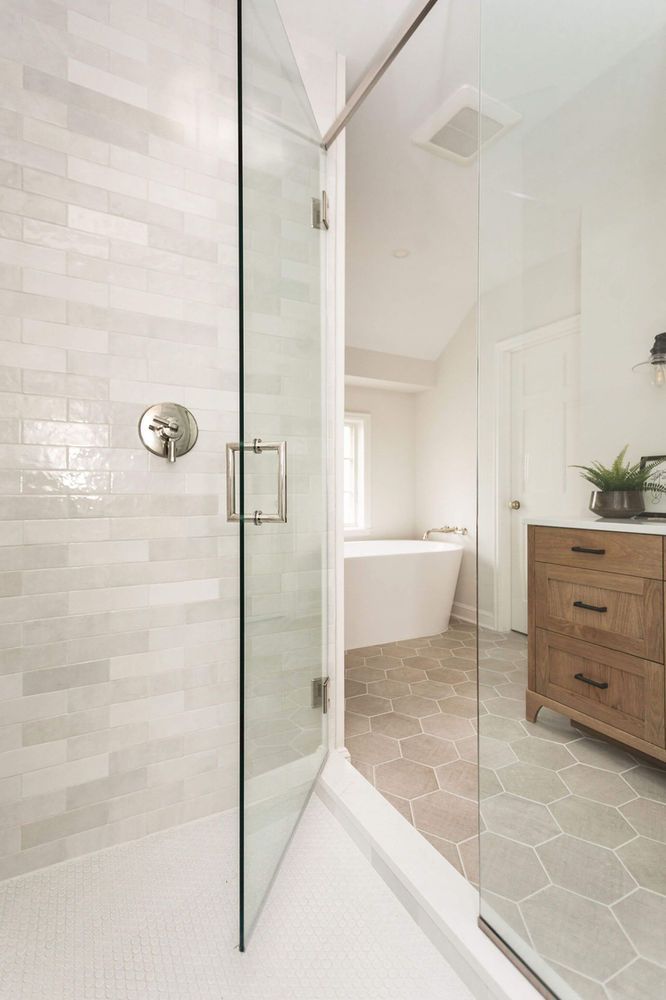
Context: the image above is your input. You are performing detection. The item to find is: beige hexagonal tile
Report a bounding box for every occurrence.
[613,890,666,969]
[400,655,443,671]
[493,682,527,701]
[549,964,609,1000]
[346,693,392,717]
[412,790,478,842]
[455,681,497,701]
[607,959,664,1000]
[450,647,478,662]
[563,764,635,806]
[429,636,464,649]
[345,711,370,736]
[409,679,455,700]
[459,837,479,884]
[512,737,576,771]
[481,793,559,846]
[482,892,530,943]
[346,666,387,684]
[366,678,411,699]
[479,767,502,799]
[479,716,525,743]
[456,735,478,763]
[437,695,478,718]
[371,712,421,739]
[569,737,638,773]
[479,736,517,769]
[344,678,367,699]
[478,832,548,900]
[478,668,511,686]
[520,886,636,981]
[499,762,568,803]
[436,760,478,800]
[346,732,401,766]
[376,758,438,799]
[422,713,475,741]
[617,837,666,894]
[483,697,525,721]
[521,708,582,744]
[620,797,666,843]
[348,647,376,659]
[623,765,666,803]
[366,655,403,670]
[426,667,468,685]
[392,694,439,718]
[386,665,428,683]
[550,795,635,849]
[537,834,636,904]
[401,733,457,767]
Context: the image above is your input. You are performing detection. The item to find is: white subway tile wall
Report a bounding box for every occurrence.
[0,0,241,879]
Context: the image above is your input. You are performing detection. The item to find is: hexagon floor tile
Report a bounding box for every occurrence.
[0,797,471,1000]
[345,620,666,999]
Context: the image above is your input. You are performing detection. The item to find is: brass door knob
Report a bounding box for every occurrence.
[509,499,521,510]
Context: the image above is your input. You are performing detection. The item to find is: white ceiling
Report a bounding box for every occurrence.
[276,0,427,98]
[277,0,666,362]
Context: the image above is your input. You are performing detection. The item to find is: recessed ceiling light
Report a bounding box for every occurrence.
[392,249,410,258]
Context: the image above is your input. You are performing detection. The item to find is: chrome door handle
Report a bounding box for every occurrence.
[226,438,287,525]
[509,499,521,510]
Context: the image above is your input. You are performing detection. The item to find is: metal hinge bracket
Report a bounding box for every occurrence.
[312,676,330,713]
[311,191,329,231]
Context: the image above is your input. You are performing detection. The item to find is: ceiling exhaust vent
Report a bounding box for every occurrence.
[412,85,520,165]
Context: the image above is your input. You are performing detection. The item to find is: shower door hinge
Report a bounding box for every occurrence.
[311,191,329,231]
[312,676,330,713]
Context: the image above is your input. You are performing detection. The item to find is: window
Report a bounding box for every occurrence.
[343,412,371,531]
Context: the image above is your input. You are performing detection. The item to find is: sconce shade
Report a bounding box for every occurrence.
[633,332,666,387]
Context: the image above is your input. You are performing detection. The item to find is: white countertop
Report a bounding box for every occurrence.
[524,515,666,535]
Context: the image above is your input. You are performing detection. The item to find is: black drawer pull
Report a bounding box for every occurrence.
[571,545,606,555]
[573,600,607,613]
[575,672,609,690]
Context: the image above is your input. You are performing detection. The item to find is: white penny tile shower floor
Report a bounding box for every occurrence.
[0,794,471,1000]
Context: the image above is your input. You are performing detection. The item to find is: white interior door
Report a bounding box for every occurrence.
[509,328,580,632]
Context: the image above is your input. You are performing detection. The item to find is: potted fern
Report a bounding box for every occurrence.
[573,446,666,518]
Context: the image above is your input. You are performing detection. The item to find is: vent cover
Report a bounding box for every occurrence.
[412,85,520,165]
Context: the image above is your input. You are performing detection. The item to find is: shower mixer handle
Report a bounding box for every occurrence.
[139,403,198,464]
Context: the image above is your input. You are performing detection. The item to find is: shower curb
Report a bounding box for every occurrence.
[317,752,541,1000]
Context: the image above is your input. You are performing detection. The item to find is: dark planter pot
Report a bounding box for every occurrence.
[589,490,645,519]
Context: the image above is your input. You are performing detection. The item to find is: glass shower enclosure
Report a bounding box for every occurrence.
[236,0,329,949]
[478,2,666,997]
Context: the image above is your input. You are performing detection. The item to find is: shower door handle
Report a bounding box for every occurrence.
[226,439,287,525]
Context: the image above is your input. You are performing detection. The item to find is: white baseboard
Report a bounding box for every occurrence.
[317,752,541,1000]
[452,601,496,630]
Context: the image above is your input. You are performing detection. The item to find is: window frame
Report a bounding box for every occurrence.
[343,411,371,534]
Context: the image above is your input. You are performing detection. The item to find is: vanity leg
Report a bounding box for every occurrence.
[525,690,543,724]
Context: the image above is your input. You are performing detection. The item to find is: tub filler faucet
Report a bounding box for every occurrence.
[422,526,468,540]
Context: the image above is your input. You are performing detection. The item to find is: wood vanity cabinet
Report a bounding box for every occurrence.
[527,525,666,763]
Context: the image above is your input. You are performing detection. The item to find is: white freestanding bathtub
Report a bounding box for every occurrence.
[344,539,464,650]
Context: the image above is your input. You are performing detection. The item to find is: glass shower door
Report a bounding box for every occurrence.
[235,0,328,950]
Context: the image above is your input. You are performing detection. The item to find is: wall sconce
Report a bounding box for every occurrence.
[633,332,666,387]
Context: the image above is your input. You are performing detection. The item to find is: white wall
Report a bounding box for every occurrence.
[415,314,477,618]
[477,17,666,628]
[344,385,417,540]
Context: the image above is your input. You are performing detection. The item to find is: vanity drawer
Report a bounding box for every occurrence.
[535,563,664,661]
[535,629,665,747]
[533,526,663,579]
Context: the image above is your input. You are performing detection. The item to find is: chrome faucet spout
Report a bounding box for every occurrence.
[422,525,468,540]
